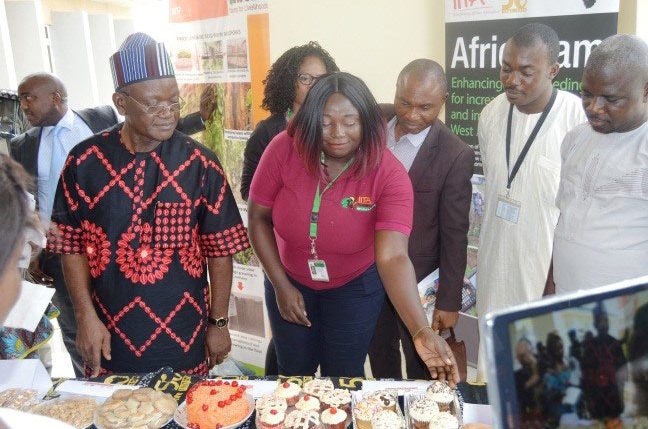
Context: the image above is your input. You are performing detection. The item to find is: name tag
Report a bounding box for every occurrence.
[308,259,330,282]
[496,194,521,224]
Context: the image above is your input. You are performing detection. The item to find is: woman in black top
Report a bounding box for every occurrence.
[240,42,338,200]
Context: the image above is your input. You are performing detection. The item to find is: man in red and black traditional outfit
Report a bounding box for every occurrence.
[47,33,248,377]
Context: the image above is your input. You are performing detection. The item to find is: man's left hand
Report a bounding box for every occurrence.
[205,325,231,368]
[199,85,218,122]
[432,309,459,331]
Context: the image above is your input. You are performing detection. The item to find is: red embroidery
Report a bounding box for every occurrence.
[115,224,173,285]
[183,360,208,376]
[81,221,111,278]
[200,223,249,257]
[179,227,204,278]
[94,291,205,357]
[47,222,83,254]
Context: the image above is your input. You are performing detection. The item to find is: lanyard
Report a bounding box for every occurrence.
[505,88,557,193]
[309,153,354,257]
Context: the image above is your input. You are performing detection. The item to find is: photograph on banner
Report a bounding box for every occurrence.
[170,13,251,84]
[509,290,648,427]
[444,0,619,173]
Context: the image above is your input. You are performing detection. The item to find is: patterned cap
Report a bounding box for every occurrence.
[110,32,175,90]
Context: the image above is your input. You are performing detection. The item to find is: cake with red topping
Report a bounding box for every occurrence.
[186,379,250,429]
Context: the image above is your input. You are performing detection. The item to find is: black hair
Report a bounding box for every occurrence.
[287,72,385,177]
[0,155,32,274]
[397,58,448,94]
[585,34,648,81]
[510,23,560,64]
[262,41,339,116]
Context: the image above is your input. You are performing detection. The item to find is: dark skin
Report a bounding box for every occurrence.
[18,74,66,285]
[500,40,559,114]
[581,65,648,134]
[17,74,67,127]
[393,71,459,331]
[544,59,648,295]
[66,77,233,376]
[248,93,459,385]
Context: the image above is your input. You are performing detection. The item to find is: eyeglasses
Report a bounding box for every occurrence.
[119,92,185,116]
[297,73,323,86]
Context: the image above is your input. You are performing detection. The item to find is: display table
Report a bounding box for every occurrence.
[46,367,490,428]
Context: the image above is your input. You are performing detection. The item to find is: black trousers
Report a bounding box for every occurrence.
[40,251,84,377]
[368,297,431,380]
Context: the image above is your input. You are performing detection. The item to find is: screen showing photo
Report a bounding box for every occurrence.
[508,290,648,428]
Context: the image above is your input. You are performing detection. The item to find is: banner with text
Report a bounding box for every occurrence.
[169,0,271,375]
[445,0,619,174]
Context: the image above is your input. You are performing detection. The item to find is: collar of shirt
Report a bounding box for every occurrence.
[387,116,430,149]
[42,107,76,139]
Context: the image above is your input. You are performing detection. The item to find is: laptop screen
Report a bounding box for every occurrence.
[484,277,648,429]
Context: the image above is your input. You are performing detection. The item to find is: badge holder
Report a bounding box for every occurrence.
[308,238,329,282]
[496,190,521,224]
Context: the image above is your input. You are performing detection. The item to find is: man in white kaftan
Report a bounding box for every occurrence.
[475,23,586,381]
[553,35,648,294]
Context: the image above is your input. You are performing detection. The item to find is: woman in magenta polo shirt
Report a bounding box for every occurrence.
[248,72,458,381]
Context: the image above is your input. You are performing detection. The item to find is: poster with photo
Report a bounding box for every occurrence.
[170,0,270,375]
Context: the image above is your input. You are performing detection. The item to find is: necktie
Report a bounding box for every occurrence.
[46,125,68,220]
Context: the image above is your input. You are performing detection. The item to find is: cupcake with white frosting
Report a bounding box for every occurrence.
[371,409,403,429]
[320,406,347,429]
[274,381,301,406]
[365,390,398,412]
[320,388,351,412]
[302,379,334,399]
[426,381,455,412]
[258,408,286,429]
[284,409,319,429]
[408,397,439,429]
[256,394,288,414]
[428,411,459,428]
[353,398,382,429]
[294,394,320,412]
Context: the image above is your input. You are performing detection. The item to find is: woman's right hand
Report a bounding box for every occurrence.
[275,283,311,327]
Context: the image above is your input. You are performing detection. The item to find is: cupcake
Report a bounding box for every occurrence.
[365,390,398,412]
[258,408,286,429]
[371,409,403,429]
[284,409,320,429]
[353,398,382,429]
[408,397,439,429]
[302,379,334,399]
[426,381,455,412]
[256,394,288,414]
[428,411,459,429]
[294,395,320,412]
[274,382,301,406]
[320,406,347,429]
[320,388,351,412]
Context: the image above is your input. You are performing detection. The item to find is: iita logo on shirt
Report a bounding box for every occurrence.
[341,196,375,212]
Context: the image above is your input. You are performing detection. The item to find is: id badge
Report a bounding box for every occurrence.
[308,259,329,282]
[496,194,521,224]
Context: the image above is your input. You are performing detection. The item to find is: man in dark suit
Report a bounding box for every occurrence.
[10,72,213,375]
[368,59,474,379]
